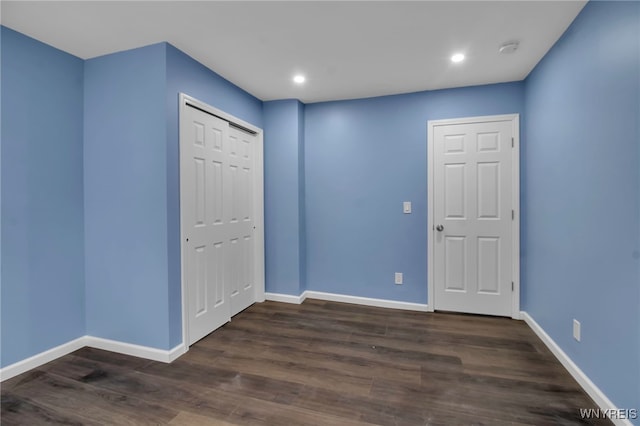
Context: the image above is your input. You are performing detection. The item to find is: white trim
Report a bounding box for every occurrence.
[180,93,262,135]
[427,114,521,318]
[0,336,187,382]
[265,292,306,304]
[179,93,191,355]
[1,288,427,381]
[510,116,521,320]
[178,93,265,348]
[253,130,266,303]
[0,337,86,382]
[266,290,430,312]
[304,291,429,312]
[167,343,188,363]
[85,337,186,364]
[521,312,632,426]
[427,117,436,313]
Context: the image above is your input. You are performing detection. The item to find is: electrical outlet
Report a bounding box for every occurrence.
[573,319,581,342]
[395,272,403,285]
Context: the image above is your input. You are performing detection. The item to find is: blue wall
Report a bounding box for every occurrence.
[304,83,525,302]
[84,43,263,350]
[84,43,171,349]
[263,100,306,295]
[0,36,266,362]
[523,0,639,412]
[165,43,263,346]
[1,27,85,367]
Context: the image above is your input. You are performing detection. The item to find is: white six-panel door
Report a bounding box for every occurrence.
[429,115,519,317]
[181,99,262,346]
[227,126,257,317]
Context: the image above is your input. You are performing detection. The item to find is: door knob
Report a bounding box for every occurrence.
[436,225,444,232]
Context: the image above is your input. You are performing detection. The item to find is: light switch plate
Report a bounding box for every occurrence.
[403,201,412,214]
[395,272,403,285]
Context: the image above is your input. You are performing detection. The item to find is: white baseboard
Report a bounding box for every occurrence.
[266,290,430,312]
[84,337,186,364]
[168,344,189,363]
[4,287,429,382]
[265,292,306,304]
[0,336,187,383]
[521,312,632,426]
[305,290,429,312]
[0,337,87,382]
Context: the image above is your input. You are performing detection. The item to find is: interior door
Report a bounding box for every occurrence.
[182,107,231,344]
[432,119,514,316]
[227,127,256,317]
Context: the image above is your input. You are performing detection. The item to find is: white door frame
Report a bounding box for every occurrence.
[427,114,520,319]
[179,93,265,352]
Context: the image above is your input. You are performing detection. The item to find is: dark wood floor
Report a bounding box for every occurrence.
[2,299,608,425]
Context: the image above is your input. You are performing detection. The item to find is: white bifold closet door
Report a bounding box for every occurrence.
[182,105,256,346]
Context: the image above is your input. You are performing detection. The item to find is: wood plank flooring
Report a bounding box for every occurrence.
[1,300,609,425]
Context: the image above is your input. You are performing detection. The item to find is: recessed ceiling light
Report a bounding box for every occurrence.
[451,53,465,63]
[293,75,306,84]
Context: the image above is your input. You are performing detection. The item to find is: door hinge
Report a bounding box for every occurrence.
[511,282,514,291]
[512,210,514,220]
[511,137,514,148]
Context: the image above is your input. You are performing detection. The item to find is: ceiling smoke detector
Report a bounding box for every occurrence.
[499,42,519,54]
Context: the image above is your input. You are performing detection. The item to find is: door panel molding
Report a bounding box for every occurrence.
[427,114,520,318]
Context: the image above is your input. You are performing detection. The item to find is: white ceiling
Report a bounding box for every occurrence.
[1,1,587,103]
